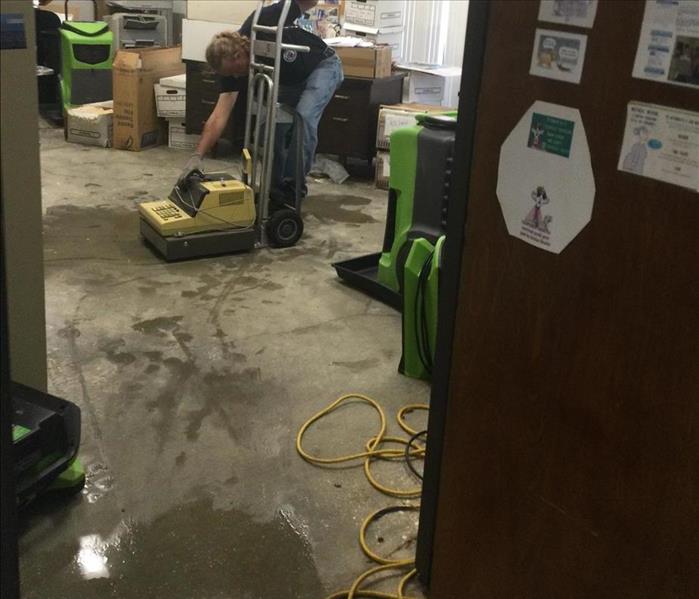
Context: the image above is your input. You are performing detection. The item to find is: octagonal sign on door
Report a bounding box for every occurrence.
[496,101,595,254]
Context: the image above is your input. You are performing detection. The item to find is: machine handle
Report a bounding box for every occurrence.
[332,117,349,123]
[202,99,216,106]
[334,94,350,100]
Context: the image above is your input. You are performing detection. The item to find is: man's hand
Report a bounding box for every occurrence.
[178,152,203,187]
[296,0,318,13]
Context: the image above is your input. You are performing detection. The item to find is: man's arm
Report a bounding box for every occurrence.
[195,91,238,156]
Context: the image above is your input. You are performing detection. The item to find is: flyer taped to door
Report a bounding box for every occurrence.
[632,0,699,89]
[618,102,699,192]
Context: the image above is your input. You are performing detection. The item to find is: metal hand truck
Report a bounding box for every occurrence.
[243,0,310,248]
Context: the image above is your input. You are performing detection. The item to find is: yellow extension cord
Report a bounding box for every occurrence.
[296,394,429,599]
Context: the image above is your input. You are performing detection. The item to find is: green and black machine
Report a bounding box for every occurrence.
[12,382,85,508]
[333,114,457,380]
[333,113,456,309]
[58,0,113,111]
[400,235,444,381]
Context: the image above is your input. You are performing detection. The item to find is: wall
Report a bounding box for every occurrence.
[42,0,96,20]
[186,0,258,24]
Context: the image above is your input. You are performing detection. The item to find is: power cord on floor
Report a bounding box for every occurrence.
[296,394,429,599]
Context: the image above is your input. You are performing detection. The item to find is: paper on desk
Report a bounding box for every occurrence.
[325,36,374,48]
[395,62,462,77]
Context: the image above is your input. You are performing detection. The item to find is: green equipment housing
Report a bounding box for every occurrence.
[13,382,85,507]
[401,236,444,381]
[333,114,457,310]
[59,17,113,111]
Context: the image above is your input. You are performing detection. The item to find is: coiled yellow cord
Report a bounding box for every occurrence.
[296,395,428,599]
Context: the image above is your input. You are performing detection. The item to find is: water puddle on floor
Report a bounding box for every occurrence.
[20,498,325,599]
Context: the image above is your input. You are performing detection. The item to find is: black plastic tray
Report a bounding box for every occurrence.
[332,252,401,311]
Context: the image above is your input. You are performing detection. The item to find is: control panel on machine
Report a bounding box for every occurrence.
[138,170,256,237]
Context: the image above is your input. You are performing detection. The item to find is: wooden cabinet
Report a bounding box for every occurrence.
[184,60,246,152]
[316,75,404,162]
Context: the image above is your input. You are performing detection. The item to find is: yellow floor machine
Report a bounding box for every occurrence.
[139,0,308,261]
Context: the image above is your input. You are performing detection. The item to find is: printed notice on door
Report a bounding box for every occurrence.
[618,102,699,191]
[538,0,598,29]
[530,29,588,84]
[632,0,699,89]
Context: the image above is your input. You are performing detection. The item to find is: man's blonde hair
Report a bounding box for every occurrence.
[205,31,251,72]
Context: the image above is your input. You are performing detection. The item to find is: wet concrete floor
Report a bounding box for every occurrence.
[18,121,430,598]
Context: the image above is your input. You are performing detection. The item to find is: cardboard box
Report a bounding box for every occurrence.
[375,150,390,190]
[112,46,184,151]
[376,103,453,150]
[154,80,186,118]
[168,119,198,151]
[65,101,113,148]
[345,0,405,29]
[396,63,462,106]
[343,23,403,61]
[336,45,392,79]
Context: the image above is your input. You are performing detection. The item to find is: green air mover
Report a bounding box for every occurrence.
[13,382,85,507]
[59,0,113,111]
[401,236,444,381]
[333,114,457,310]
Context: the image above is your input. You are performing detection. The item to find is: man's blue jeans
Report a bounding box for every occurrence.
[273,53,344,195]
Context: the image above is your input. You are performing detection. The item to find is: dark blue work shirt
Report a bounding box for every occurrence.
[218,1,331,94]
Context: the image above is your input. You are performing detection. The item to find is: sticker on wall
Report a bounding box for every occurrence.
[632,0,699,89]
[538,0,598,29]
[497,101,596,254]
[530,29,588,84]
[618,102,699,191]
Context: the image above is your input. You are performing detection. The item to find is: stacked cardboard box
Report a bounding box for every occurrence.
[343,0,405,60]
[334,45,392,79]
[152,73,198,151]
[65,101,114,148]
[395,63,462,107]
[375,103,454,189]
[112,46,184,151]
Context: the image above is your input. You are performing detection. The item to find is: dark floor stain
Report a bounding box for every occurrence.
[43,205,154,263]
[19,498,324,599]
[183,368,263,442]
[144,351,163,362]
[175,452,187,466]
[303,194,377,224]
[331,358,377,373]
[145,364,159,374]
[138,287,157,295]
[148,357,199,448]
[58,324,81,340]
[84,183,102,188]
[99,340,136,366]
[132,316,183,336]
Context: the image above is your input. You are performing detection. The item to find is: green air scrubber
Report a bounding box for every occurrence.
[333,114,456,310]
[59,18,113,111]
[401,236,444,381]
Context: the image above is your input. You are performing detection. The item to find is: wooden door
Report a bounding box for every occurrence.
[423,1,699,597]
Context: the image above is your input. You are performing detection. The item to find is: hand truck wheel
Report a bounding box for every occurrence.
[266,208,304,248]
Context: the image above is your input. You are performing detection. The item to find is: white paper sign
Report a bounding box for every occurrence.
[538,0,598,29]
[632,0,699,89]
[530,29,588,84]
[497,101,595,254]
[618,102,699,191]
